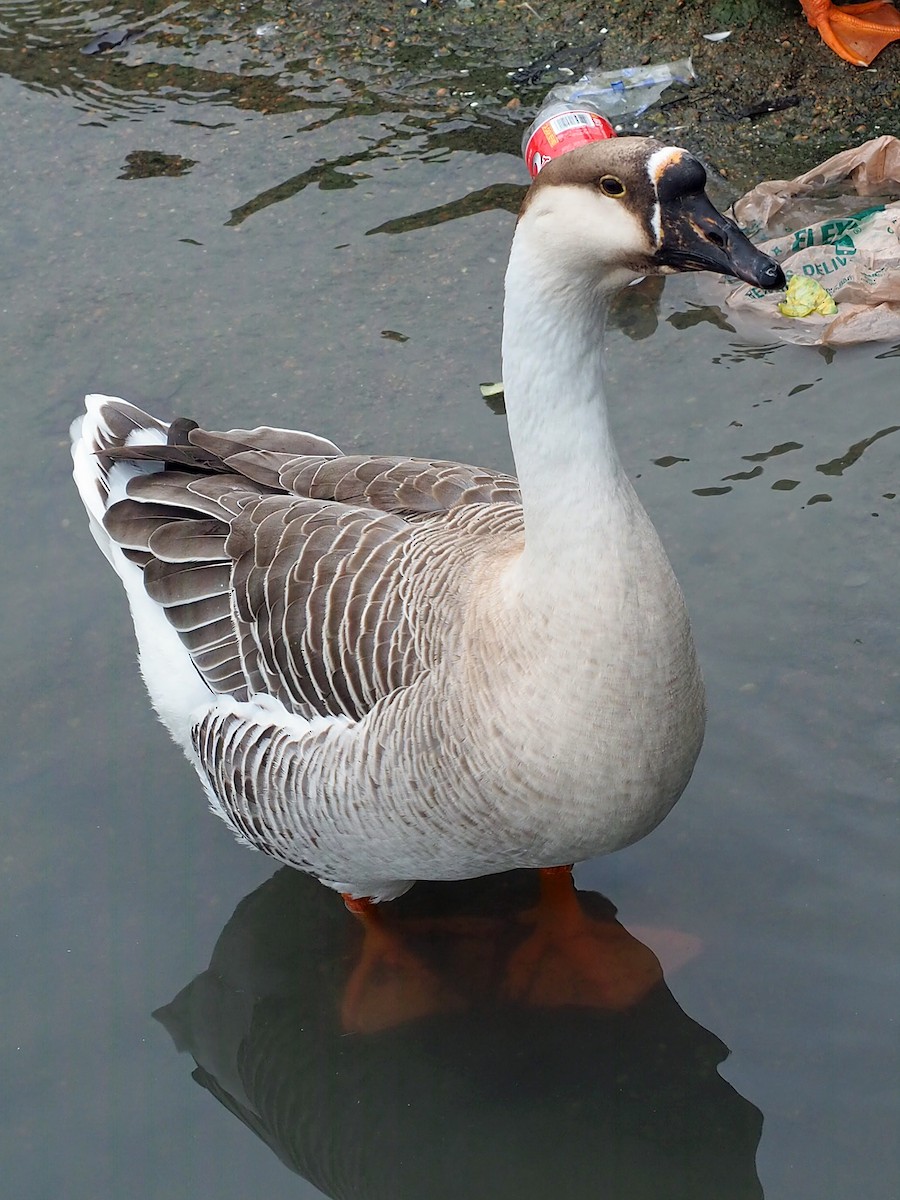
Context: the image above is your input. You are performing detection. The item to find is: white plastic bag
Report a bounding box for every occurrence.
[718,136,900,345]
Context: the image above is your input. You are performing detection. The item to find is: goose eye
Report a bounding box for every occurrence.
[598,175,626,198]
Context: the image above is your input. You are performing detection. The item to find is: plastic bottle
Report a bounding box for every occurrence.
[522,101,616,179]
[522,57,695,179]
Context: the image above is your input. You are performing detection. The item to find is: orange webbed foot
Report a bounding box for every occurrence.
[800,0,900,66]
[340,895,465,1034]
[502,867,664,1012]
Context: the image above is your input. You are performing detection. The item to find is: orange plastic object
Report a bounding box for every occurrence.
[800,0,900,66]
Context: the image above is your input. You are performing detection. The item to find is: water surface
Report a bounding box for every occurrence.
[2,5,897,1199]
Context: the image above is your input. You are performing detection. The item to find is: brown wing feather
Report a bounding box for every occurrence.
[186,426,521,515]
[101,418,522,721]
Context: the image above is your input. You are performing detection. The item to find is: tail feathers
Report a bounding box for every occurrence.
[70,395,215,750]
[71,395,170,563]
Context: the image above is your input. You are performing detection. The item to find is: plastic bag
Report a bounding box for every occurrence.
[716,136,900,346]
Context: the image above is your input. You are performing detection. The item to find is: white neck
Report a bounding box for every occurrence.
[501,225,641,585]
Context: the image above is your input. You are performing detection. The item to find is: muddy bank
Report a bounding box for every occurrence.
[265,0,899,188]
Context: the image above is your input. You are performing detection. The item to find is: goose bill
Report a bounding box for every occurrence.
[655,192,785,291]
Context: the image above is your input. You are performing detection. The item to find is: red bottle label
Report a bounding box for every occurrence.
[524,110,616,178]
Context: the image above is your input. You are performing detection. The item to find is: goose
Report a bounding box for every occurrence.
[72,139,784,922]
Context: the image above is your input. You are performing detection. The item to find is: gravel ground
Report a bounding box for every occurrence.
[263,0,900,188]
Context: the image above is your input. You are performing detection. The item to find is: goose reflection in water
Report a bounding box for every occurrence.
[156,871,763,1199]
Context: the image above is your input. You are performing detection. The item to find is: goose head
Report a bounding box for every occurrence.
[515,138,785,296]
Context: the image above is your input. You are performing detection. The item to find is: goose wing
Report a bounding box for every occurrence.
[102,418,521,723]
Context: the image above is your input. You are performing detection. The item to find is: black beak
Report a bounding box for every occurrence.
[653,156,785,290]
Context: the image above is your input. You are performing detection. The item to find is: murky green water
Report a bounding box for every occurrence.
[2,4,897,1198]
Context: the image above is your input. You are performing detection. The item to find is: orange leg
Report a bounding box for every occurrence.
[340,894,465,1034]
[502,866,664,1011]
[799,0,900,66]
